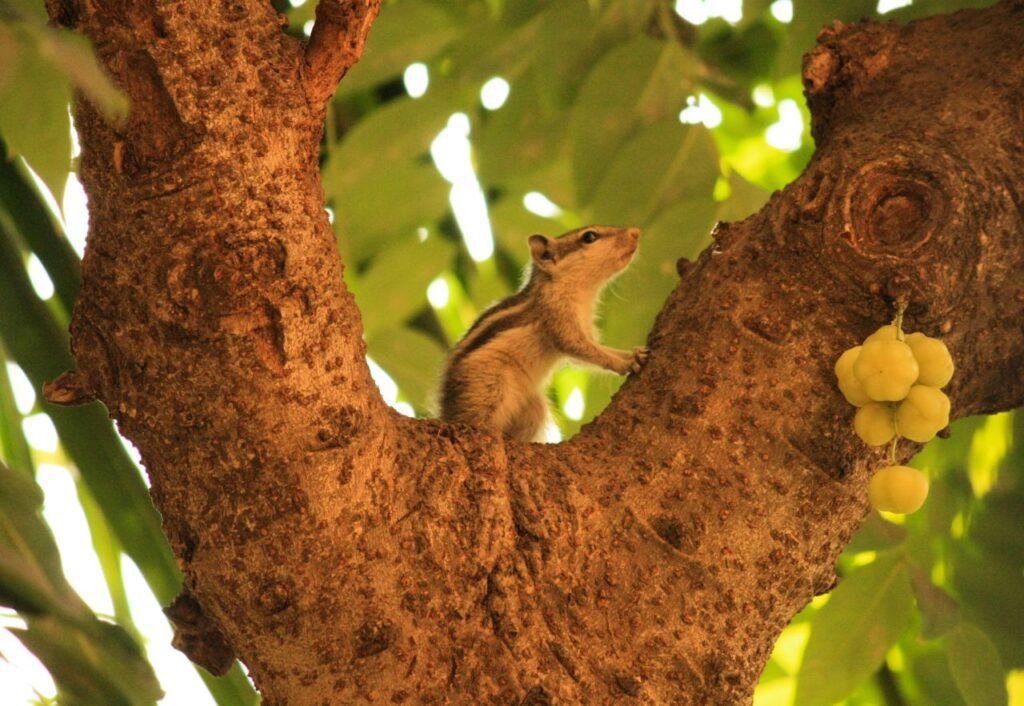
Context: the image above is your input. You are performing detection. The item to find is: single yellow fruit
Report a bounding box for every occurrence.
[904,332,954,388]
[865,324,899,342]
[869,465,929,514]
[853,340,920,402]
[894,385,950,442]
[854,404,896,446]
[835,346,871,406]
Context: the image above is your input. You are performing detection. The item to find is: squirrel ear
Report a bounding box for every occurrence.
[528,234,553,265]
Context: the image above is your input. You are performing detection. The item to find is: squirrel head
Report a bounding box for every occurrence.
[528,226,641,289]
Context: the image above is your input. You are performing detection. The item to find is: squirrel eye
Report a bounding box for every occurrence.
[581,230,599,244]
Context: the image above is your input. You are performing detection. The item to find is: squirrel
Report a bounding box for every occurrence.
[439,225,648,442]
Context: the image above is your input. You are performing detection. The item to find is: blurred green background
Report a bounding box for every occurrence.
[0,0,1019,704]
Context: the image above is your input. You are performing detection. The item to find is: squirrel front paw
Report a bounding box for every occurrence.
[628,346,649,374]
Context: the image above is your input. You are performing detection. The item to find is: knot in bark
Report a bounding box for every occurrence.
[257,581,293,615]
[354,618,398,659]
[845,162,947,256]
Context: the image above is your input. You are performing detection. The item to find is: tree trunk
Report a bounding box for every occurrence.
[46,0,1024,703]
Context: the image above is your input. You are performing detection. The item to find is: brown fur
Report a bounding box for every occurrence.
[440,226,648,442]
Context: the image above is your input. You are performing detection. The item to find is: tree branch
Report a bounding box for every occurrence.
[303,0,382,107]
[53,0,1024,702]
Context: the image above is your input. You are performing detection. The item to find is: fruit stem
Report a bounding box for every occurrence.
[893,302,907,342]
[888,437,898,465]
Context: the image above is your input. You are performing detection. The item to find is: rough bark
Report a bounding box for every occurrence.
[46,0,1024,703]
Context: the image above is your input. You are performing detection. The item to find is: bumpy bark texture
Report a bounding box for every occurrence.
[49,0,1024,703]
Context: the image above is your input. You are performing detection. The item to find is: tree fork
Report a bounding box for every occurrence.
[46,0,1024,703]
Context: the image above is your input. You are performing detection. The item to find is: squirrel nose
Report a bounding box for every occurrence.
[627,227,641,240]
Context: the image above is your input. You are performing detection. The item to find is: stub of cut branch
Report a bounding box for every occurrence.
[303,0,383,107]
[164,590,237,677]
[43,371,96,406]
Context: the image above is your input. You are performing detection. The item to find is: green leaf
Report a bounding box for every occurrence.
[0,543,62,615]
[199,663,260,706]
[0,458,164,704]
[285,0,315,27]
[795,552,914,706]
[524,2,603,106]
[333,159,450,267]
[0,353,35,475]
[464,262,515,318]
[911,649,968,706]
[577,371,622,430]
[0,25,19,94]
[0,12,125,166]
[488,195,565,265]
[588,119,719,224]
[944,623,1008,706]
[650,195,720,250]
[14,615,163,706]
[0,142,81,318]
[367,327,447,411]
[0,461,84,618]
[592,0,659,42]
[741,0,776,24]
[3,0,48,20]
[909,417,986,480]
[323,94,457,265]
[0,26,72,204]
[350,236,454,338]
[716,170,770,224]
[883,0,996,24]
[441,3,574,87]
[569,35,696,205]
[325,91,457,194]
[697,19,781,86]
[338,0,460,94]
[845,511,908,554]
[475,72,568,188]
[909,563,960,640]
[0,457,43,511]
[30,25,128,121]
[77,477,135,631]
[514,157,577,217]
[952,486,1024,668]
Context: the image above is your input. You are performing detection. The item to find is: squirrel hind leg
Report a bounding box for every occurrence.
[504,394,549,442]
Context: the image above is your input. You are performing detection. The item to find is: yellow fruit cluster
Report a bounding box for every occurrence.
[834,321,955,514]
[836,324,954,444]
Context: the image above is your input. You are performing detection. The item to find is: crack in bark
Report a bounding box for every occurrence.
[484,561,520,651]
[547,640,580,682]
